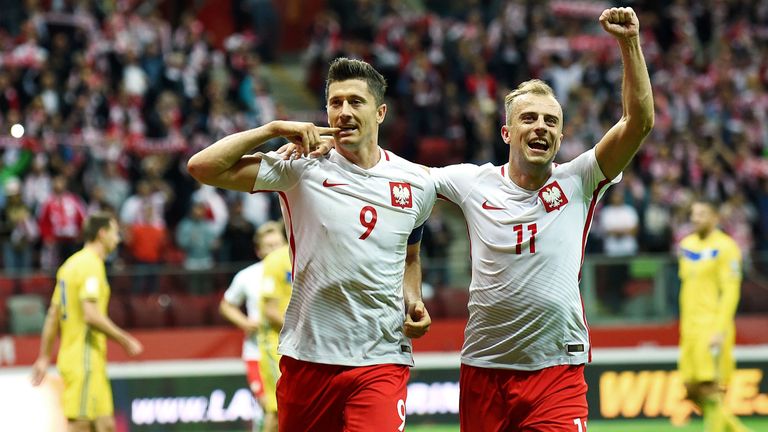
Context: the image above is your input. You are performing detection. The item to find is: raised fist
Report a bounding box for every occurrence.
[599,7,640,40]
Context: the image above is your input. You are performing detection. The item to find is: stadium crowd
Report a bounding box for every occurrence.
[0,0,766,310]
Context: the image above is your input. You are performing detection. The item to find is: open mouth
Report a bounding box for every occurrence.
[337,125,358,136]
[528,139,549,152]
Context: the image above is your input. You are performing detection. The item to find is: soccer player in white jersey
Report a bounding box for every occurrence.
[219,221,286,432]
[188,57,436,431]
[430,8,654,431]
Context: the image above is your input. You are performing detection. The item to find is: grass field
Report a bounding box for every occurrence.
[408,417,768,431]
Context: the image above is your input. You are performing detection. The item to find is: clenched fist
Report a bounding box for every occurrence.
[599,7,640,40]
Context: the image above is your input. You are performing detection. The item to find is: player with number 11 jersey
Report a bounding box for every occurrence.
[432,149,616,370]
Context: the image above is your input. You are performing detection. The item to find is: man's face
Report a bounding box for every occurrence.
[326,79,386,149]
[502,93,563,167]
[690,203,718,235]
[257,231,286,259]
[102,219,121,254]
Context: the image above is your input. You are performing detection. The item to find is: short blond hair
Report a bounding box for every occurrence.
[254,220,285,246]
[504,79,557,124]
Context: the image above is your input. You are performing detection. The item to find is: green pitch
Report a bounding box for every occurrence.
[407,417,768,431]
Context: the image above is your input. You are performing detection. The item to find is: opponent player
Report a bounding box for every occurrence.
[187,57,435,431]
[678,200,750,432]
[31,212,144,432]
[430,8,654,430]
[219,220,286,431]
[257,244,292,432]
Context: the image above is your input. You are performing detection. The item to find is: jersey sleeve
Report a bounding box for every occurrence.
[430,164,480,205]
[715,238,742,333]
[415,174,437,227]
[252,151,310,192]
[564,149,622,200]
[223,271,247,306]
[78,257,104,302]
[79,276,101,301]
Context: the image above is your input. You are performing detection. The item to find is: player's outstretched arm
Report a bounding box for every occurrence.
[82,300,143,357]
[403,242,431,338]
[187,121,339,192]
[594,7,654,180]
[30,303,61,386]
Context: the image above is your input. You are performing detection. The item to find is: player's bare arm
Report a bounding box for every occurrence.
[220,299,260,333]
[403,242,432,338]
[187,121,339,191]
[594,7,655,180]
[30,303,60,386]
[263,298,284,331]
[82,300,143,357]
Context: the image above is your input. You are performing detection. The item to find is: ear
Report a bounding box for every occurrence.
[501,124,511,144]
[376,103,387,124]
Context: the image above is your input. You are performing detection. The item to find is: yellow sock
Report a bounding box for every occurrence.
[701,396,726,432]
[723,411,751,432]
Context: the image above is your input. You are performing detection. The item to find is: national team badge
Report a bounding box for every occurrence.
[538,181,568,212]
[390,182,413,208]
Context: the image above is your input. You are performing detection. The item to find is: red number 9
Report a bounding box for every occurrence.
[359,206,378,240]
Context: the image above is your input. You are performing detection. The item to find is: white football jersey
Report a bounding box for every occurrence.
[431,149,619,370]
[223,262,265,360]
[253,149,436,367]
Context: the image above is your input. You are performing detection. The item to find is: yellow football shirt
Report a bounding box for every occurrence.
[51,248,110,372]
[678,229,742,339]
[260,245,293,339]
[258,245,292,412]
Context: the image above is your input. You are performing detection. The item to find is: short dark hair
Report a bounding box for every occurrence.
[325,57,387,105]
[82,212,115,242]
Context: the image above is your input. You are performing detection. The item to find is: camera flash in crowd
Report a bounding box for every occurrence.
[10,123,24,139]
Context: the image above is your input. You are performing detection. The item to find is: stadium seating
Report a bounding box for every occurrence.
[437,288,470,319]
[108,294,130,328]
[128,294,171,328]
[169,294,213,327]
[19,274,55,298]
[7,294,46,335]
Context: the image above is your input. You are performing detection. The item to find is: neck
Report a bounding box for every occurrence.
[507,157,552,191]
[697,228,714,239]
[337,143,381,169]
[84,242,107,260]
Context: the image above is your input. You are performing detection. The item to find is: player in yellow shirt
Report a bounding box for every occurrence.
[258,244,292,432]
[31,212,143,432]
[678,200,749,432]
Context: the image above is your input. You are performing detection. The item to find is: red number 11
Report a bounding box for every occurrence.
[513,223,537,254]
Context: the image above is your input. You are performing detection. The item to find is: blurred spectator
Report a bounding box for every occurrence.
[37,175,87,268]
[422,204,453,286]
[21,153,52,213]
[0,177,39,274]
[598,188,640,314]
[120,179,168,228]
[640,181,673,253]
[191,184,229,236]
[219,199,257,264]
[175,201,219,294]
[124,203,168,294]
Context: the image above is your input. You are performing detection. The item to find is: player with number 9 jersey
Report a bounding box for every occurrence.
[255,148,435,366]
[187,57,436,431]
